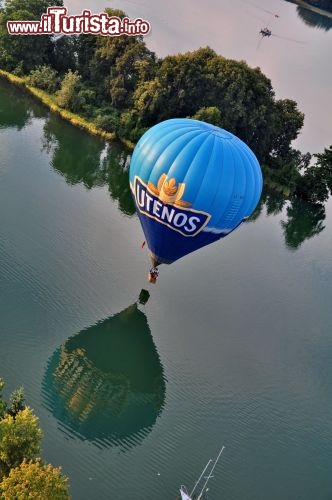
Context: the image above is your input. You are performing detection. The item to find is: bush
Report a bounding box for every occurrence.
[94,110,120,133]
[27,65,59,93]
[119,110,147,142]
[76,88,97,117]
[12,61,24,77]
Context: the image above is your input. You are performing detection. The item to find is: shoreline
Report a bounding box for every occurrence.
[286,0,332,20]
[0,69,134,149]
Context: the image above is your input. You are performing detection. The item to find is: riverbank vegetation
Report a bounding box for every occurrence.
[286,0,332,31]
[0,69,117,141]
[0,378,70,498]
[0,0,331,203]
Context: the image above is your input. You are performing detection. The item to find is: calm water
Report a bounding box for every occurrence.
[1,2,332,499]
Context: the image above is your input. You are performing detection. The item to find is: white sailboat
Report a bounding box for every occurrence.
[179,446,225,500]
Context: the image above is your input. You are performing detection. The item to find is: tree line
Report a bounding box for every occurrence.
[0,0,331,202]
[0,378,70,498]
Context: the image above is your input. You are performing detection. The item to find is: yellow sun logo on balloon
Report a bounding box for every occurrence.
[148,173,191,207]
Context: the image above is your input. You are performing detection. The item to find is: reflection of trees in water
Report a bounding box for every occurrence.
[249,189,286,221]
[0,78,46,130]
[43,116,105,187]
[42,114,135,215]
[264,191,287,216]
[42,293,166,448]
[285,1,332,30]
[42,111,329,250]
[280,199,326,250]
[106,144,135,216]
[297,6,332,30]
[249,188,326,249]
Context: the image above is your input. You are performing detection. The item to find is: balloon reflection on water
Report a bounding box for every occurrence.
[42,291,166,448]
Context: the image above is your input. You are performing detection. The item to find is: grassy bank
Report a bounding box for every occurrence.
[0,69,135,147]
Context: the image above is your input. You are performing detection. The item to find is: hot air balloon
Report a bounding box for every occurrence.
[129,118,263,274]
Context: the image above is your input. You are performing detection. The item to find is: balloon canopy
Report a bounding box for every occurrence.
[129,118,263,266]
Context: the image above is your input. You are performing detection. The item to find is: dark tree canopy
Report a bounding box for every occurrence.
[0,0,58,73]
[132,47,303,162]
[0,0,76,73]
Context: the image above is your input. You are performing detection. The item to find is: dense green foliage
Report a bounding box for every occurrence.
[55,69,81,110]
[287,147,330,202]
[26,64,59,92]
[0,0,331,201]
[1,459,70,499]
[0,0,71,74]
[0,408,42,476]
[0,378,70,497]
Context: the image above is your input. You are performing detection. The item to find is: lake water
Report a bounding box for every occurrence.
[1,1,332,499]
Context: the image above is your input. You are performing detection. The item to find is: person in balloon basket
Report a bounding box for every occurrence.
[148,267,159,284]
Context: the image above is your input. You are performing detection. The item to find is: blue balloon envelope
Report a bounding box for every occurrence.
[129,118,263,266]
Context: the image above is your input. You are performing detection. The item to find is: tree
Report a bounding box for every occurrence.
[76,34,97,80]
[204,56,276,159]
[0,459,70,499]
[76,8,156,108]
[4,0,55,16]
[7,386,25,418]
[295,145,332,202]
[133,47,216,123]
[132,47,304,163]
[0,379,71,497]
[191,106,222,126]
[51,35,76,73]
[0,379,25,421]
[270,99,305,158]
[0,0,61,73]
[0,407,42,476]
[56,70,82,111]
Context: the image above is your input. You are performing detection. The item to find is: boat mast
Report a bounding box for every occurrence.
[195,446,225,500]
[189,459,213,498]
